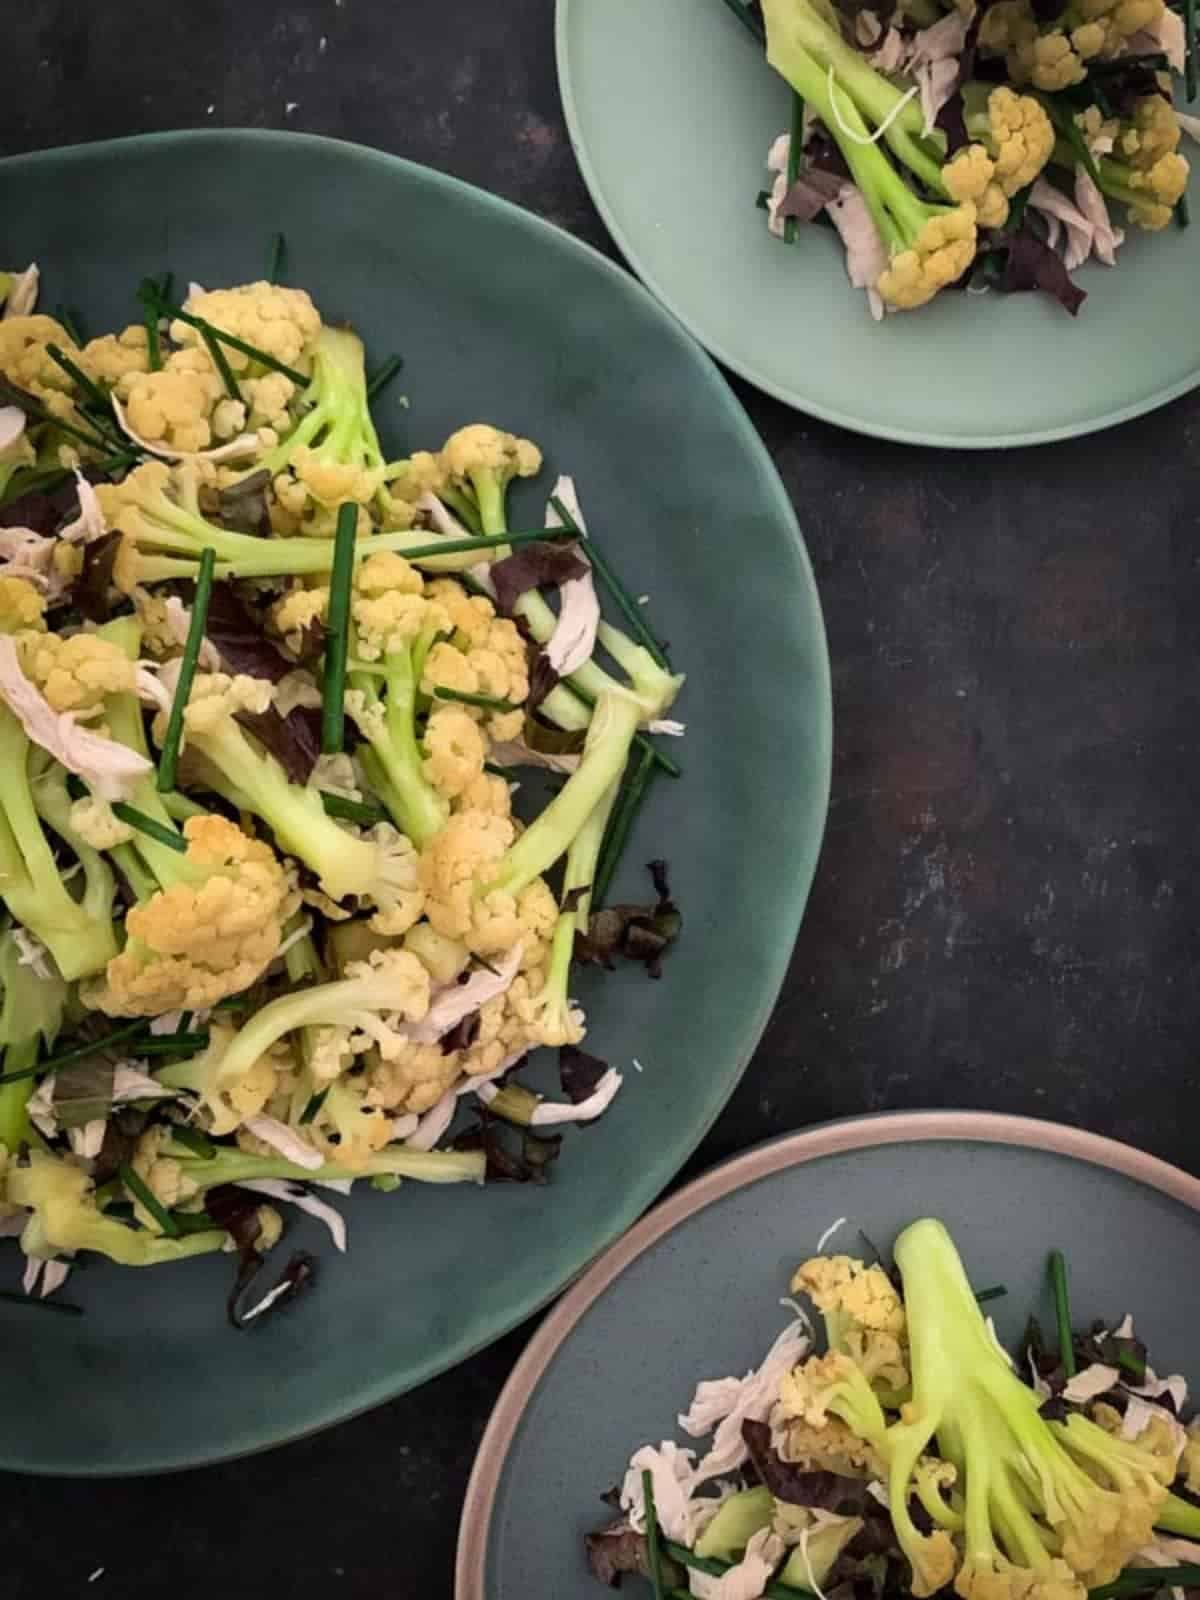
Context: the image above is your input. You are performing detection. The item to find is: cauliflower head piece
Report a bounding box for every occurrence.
[171,281,321,375]
[86,815,293,1016]
[877,205,977,311]
[16,629,137,715]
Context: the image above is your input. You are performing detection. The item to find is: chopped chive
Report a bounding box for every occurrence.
[975,1285,1007,1304]
[267,231,287,284]
[592,740,656,911]
[0,375,115,456]
[199,323,243,404]
[55,305,86,346]
[1048,1250,1076,1378]
[136,1033,209,1056]
[714,0,766,43]
[321,502,358,755]
[483,760,518,779]
[299,1088,329,1124]
[366,354,404,402]
[176,1011,193,1035]
[157,545,215,792]
[0,1289,84,1316]
[170,1125,216,1159]
[0,1019,149,1085]
[402,527,574,563]
[319,790,385,825]
[139,276,165,372]
[44,344,118,427]
[110,802,188,853]
[643,1470,667,1600]
[170,1210,221,1236]
[433,686,521,713]
[550,493,670,669]
[161,302,308,386]
[119,1163,180,1237]
[784,90,805,245]
[1186,0,1197,101]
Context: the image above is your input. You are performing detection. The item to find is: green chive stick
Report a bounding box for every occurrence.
[156,546,216,792]
[321,502,358,754]
[1048,1249,1076,1378]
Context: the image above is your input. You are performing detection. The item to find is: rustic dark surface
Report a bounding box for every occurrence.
[3,1,1199,1595]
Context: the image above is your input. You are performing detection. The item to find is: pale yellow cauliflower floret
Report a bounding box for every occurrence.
[1015,29,1087,89]
[877,205,977,311]
[86,815,293,1016]
[356,550,424,599]
[131,1126,199,1224]
[1124,151,1190,229]
[177,672,273,738]
[121,345,234,453]
[453,771,512,818]
[792,1254,908,1337]
[270,583,329,653]
[439,423,542,486]
[944,144,1009,228]
[366,834,425,937]
[423,704,486,799]
[68,796,135,850]
[243,371,296,432]
[418,808,516,942]
[15,629,136,714]
[291,445,382,509]
[0,577,46,633]
[986,87,1055,195]
[424,577,496,645]
[309,1077,394,1168]
[80,324,151,389]
[956,1553,1086,1600]
[364,1039,461,1113]
[0,316,79,419]
[352,589,448,663]
[172,281,320,375]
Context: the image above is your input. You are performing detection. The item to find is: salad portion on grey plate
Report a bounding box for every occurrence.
[457,1113,1200,1599]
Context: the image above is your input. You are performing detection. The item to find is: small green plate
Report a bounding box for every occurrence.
[557,0,1200,447]
[457,1112,1200,1598]
[0,130,830,1475]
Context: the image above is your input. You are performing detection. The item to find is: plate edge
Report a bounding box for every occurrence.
[455,1109,1200,1597]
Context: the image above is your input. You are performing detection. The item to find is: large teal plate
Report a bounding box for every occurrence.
[457,1112,1200,1597]
[0,131,830,1474]
[557,0,1200,447]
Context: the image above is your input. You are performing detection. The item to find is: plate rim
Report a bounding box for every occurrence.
[554,0,1200,450]
[0,126,833,1476]
[455,1109,1200,1596]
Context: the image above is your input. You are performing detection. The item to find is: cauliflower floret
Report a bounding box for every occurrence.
[352,588,448,663]
[243,371,296,432]
[356,550,424,599]
[131,1126,199,1218]
[309,1074,394,1168]
[439,423,542,487]
[291,445,382,510]
[68,795,135,850]
[772,1408,888,1480]
[172,282,321,375]
[16,629,137,714]
[423,704,486,799]
[420,638,480,703]
[1124,151,1189,229]
[0,315,79,420]
[121,347,226,454]
[175,671,273,738]
[877,205,977,311]
[159,1024,287,1135]
[366,832,425,937]
[79,324,151,390]
[985,87,1055,195]
[0,577,46,633]
[1122,95,1183,168]
[270,582,329,653]
[1076,105,1120,157]
[364,1038,461,1113]
[85,815,293,1016]
[453,771,513,818]
[1014,29,1087,89]
[956,1554,1085,1600]
[424,577,496,645]
[1182,1420,1200,1494]
[792,1255,907,1338]
[944,143,1010,228]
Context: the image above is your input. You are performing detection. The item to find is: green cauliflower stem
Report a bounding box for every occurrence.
[0,926,67,1154]
[162,1137,485,1190]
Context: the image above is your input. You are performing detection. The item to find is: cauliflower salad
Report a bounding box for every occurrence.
[722,0,1193,317]
[587,1220,1200,1600]
[0,260,683,1324]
